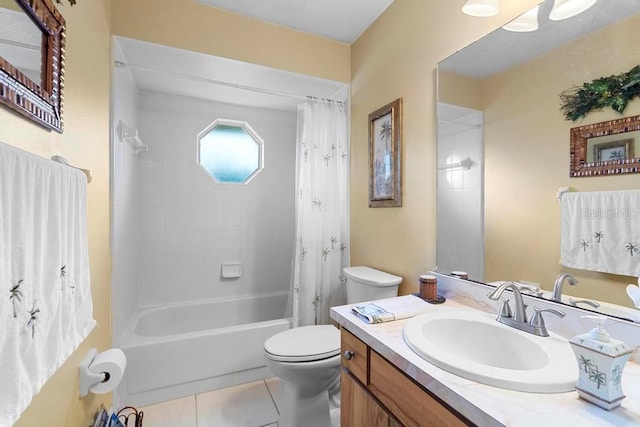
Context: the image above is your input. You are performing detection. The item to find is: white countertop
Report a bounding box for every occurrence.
[330,295,640,427]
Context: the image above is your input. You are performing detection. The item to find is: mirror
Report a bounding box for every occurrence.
[437,0,640,322]
[0,1,42,84]
[571,115,640,176]
[0,0,65,132]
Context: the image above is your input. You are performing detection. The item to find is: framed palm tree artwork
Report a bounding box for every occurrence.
[592,138,634,162]
[368,98,402,207]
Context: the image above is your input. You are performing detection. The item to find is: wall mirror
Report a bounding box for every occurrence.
[437,0,640,323]
[0,0,65,132]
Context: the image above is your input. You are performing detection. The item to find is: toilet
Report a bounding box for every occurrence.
[264,266,402,427]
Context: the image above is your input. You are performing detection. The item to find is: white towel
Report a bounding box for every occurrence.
[0,142,96,426]
[351,295,428,324]
[560,190,640,277]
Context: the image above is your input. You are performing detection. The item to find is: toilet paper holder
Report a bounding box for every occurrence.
[78,348,111,398]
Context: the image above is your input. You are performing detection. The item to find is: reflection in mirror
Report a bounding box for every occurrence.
[437,0,640,322]
[587,135,635,163]
[570,115,640,176]
[0,3,42,85]
[0,0,65,132]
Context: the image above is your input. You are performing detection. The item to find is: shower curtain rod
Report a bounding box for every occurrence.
[114,61,343,104]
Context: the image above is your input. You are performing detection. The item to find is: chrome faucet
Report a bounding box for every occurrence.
[568,298,600,309]
[514,283,543,297]
[552,273,579,302]
[488,282,565,337]
[488,282,528,323]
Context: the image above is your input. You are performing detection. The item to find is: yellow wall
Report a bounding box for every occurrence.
[438,70,483,111]
[0,1,112,426]
[110,0,350,83]
[349,0,540,294]
[483,13,640,306]
[0,0,21,11]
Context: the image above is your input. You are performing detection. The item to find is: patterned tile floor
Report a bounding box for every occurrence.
[139,377,283,427]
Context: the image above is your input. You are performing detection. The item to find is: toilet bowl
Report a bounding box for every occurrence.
[264,266,401,427]
[264,325,341,427]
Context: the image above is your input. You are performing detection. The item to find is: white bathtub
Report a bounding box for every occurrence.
[117,292,290,407]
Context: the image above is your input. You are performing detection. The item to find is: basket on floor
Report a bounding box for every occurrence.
[117,406,144,427]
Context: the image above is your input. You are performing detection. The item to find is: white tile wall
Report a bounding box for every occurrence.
[136,91,297,306]
[111,39,141,344]
[437,108,484,280]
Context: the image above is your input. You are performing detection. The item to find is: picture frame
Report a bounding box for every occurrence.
[368,98,402,207]
[592,138,634,162]
[0,0,66,133]
[570,115,640,177]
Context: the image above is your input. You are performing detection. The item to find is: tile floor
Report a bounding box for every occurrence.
[139,377,283,427]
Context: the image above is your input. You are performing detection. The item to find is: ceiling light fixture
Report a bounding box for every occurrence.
[502,5,539,32]
[462,0,499,17]
[549,0,598,21]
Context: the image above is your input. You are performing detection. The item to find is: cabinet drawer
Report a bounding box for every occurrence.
[369,350,468,427]
[341,327,368,384]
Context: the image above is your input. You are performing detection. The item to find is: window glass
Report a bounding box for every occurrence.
[198,120,263,184]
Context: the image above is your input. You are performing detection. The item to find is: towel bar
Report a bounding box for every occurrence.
[437,157,473,170]
[51,155,92,183]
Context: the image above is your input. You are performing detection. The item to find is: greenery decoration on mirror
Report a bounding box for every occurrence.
[560,65,640,121]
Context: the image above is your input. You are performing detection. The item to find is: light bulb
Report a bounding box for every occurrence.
[462,0,499,18]
[503,5,539,32]
[549,0,597,21]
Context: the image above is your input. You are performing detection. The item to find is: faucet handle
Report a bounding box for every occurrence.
[487,291,513,318]
[529,307,565,337]
[498,298,512,318]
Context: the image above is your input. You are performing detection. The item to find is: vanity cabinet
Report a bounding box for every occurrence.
[340,327,469,427]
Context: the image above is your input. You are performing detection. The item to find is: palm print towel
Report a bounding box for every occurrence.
[0,141,95,426]
[351,295,428,324]
[560,190,640,277]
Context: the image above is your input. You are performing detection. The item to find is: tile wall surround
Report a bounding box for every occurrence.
[136,91,297,307]
[111,44,141,344]
[436,110,484,280]
[434,272,640,363]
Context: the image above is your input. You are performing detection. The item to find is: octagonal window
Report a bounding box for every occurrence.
[198,119,264,184]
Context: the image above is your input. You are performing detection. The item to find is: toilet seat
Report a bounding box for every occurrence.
[264,325,340,362]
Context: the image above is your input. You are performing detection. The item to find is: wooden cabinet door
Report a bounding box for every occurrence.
[369,351,467,427]
[341,369,391,427]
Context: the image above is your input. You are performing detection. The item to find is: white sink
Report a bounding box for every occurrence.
[403,308,578,393]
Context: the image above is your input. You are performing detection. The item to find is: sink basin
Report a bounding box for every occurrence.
[403,308,578,393]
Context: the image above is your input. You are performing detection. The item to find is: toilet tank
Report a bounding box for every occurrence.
[343,266,402,304]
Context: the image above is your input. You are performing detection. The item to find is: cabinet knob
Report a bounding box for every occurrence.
[343,350,354,360]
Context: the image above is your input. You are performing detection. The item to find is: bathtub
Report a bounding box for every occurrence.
[116,292,290,407]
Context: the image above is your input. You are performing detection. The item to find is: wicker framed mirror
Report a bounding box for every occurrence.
[0,0,65,132]
[570,115,640,177]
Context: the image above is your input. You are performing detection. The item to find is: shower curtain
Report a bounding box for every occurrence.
[289,98,350,326]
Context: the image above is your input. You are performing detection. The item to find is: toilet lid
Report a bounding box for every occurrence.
[343,266,402,287]
[264,325,340,362]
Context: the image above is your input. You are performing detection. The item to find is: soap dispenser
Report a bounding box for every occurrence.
[569,315,633,410]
